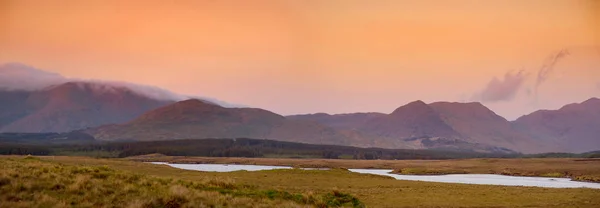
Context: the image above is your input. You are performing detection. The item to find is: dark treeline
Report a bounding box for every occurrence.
[75,138,516,159]
[1,133,599,159]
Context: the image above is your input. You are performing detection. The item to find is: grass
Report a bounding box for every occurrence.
[30,156,600,207]
[51,150,122,158]
[129,156,600,182]
[0,156,363,208]
[262,154,322,159]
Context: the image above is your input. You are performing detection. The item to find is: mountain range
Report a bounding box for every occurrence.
[1,64,599,154]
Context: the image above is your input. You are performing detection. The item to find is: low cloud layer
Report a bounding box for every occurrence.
[476,70,528,102]
[0,63,67,90]
[0,62,243,107]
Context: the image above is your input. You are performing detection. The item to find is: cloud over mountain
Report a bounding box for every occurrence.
[0,62,242,107]
[475,70,527,102]
[0,63,67,90]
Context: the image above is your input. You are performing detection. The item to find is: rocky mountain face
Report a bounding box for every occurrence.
[513,98,600,153]
[0,82,173,133]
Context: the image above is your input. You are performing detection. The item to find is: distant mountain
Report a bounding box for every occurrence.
[0,82,174,133]
[5,64,597,153]
[287,100,555,153]
[88,99,377,147]
[513,98,600,153]
[0,90,31,128]
[0,62,244,132]
[287,112,385,130]
[359,100,460,139]
[429,102,559,153]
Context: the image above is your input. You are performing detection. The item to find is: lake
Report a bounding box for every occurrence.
[150,162,600,189]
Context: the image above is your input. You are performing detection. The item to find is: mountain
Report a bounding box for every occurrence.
[88,99,378,147]
[359,100,461,139]
[0,90,31,128]
[429,102,558,153]
[0,63,244,133]
[287,100,551,153]
[513,98,600,153]
[286,112,385,130]
[0,82,173,133]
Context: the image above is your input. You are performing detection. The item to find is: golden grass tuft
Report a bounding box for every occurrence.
[0,156,362,208]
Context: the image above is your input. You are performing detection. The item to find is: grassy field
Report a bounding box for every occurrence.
[129,155,600,182]
[0,156,362,208]
[9,155,596,207]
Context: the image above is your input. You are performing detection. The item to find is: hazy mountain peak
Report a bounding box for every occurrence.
[391,100,430,115]
[429,101,499,118]
[513,97,600,153]
[582,97,600,104]
[173,99,221,108]
[0,62,242,107]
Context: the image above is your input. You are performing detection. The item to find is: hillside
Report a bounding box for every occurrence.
[359,100,460,139]
[429,102,560,153]
[287,101,557,153]
[513,98,600,153]
[287,112,385,130]
[89,99,375,147]
[0,82,173,133]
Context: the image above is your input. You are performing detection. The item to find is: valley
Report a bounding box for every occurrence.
[3,2,599,207]
[3,155,600,208]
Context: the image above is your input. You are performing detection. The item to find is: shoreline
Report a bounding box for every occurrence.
[130,155,600,183]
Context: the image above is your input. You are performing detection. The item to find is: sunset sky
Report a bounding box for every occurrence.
[1,0,599,119]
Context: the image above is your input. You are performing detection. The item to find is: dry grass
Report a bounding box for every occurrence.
[33,156,600,207]
[0,156,363,208]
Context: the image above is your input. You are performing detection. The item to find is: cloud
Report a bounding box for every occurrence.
[475,70,528,102]
[0,63,67,90]
[534,49,570,97]
[0,62,244,107]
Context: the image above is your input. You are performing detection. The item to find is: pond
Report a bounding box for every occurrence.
[150,162,600,189]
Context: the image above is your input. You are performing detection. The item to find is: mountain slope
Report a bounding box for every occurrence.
[89,99,373,147]
[429,102,558,153]
[0,90,32,128]
[287,100,556,153]
[0,82,173,133]
[286,112,385,130]
[513,98,600,152]
[359,100,461,139]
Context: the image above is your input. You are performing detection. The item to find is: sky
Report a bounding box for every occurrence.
[1,0,599,120]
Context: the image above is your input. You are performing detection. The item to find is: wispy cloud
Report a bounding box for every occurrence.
[0,63,67,90]
[534,49,570,98]
[0,62,243,107]
[475,70,528,102]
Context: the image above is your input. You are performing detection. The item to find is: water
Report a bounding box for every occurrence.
[348,169,600,189]
[150,162,600,189]
[150,162,293,172]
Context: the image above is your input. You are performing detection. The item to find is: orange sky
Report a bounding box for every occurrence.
[1,0,599,119]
